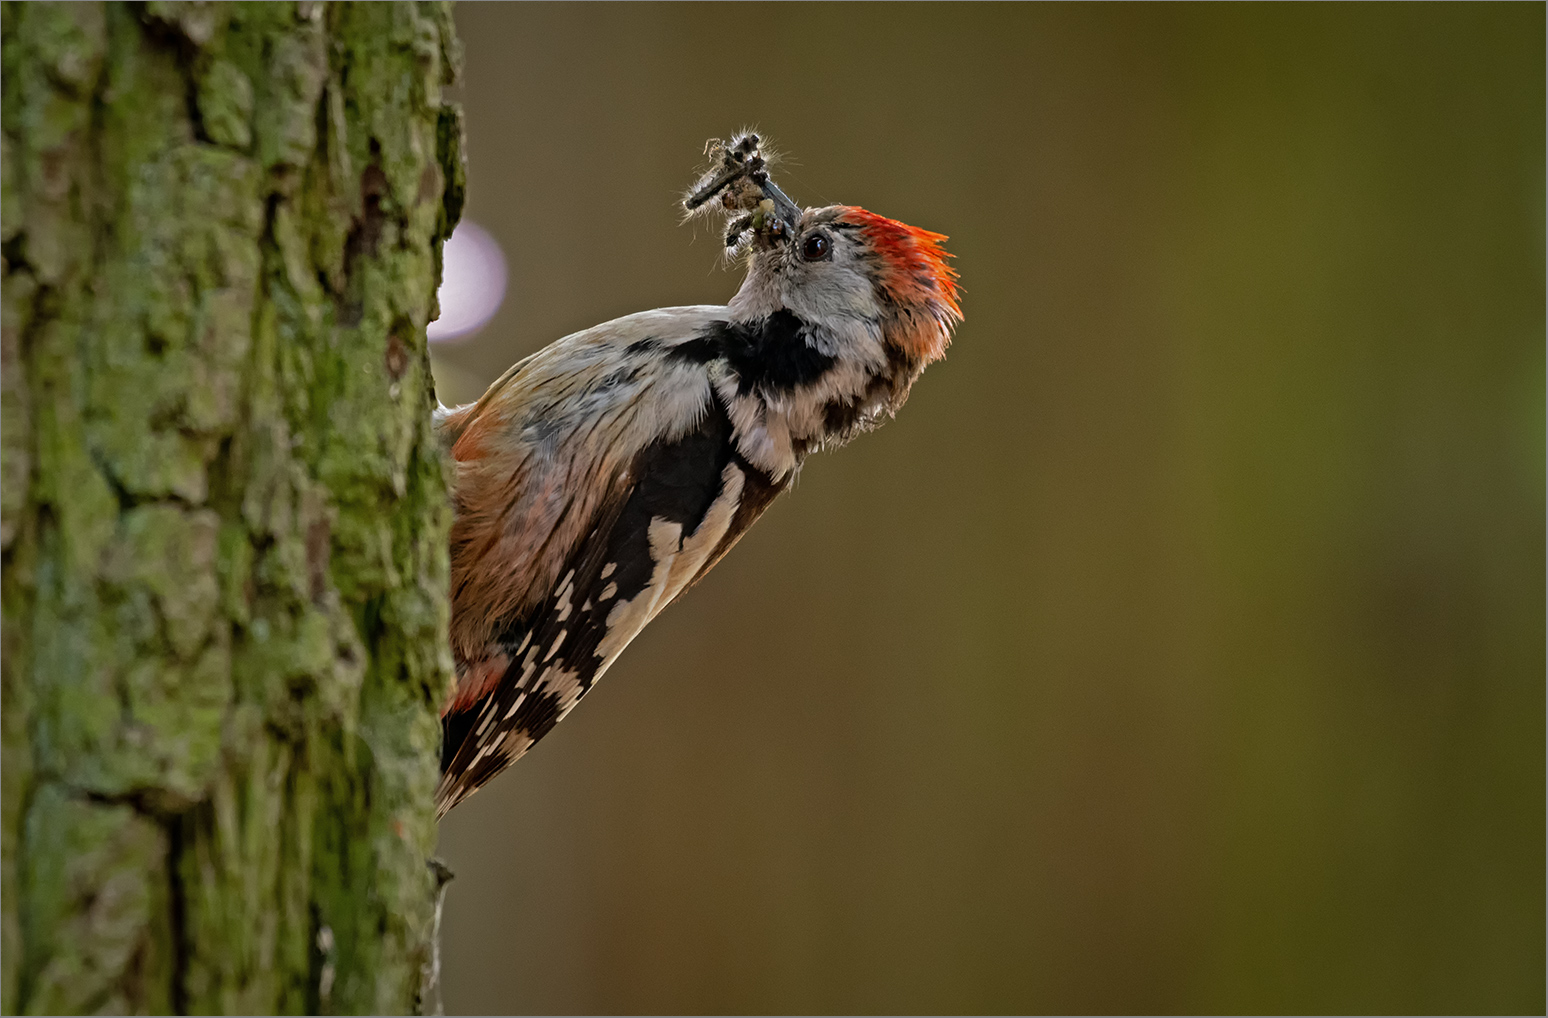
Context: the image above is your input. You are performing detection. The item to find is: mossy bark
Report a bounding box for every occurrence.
[1,2,464,1012]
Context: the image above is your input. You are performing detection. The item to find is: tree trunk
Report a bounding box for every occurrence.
[1,2,463,1012]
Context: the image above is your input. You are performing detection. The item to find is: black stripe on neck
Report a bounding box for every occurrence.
[672,309,838,396]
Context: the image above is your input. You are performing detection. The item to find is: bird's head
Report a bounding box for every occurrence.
[686,133,961,371]
[740,204,961,368]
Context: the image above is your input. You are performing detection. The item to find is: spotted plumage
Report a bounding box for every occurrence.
[435,136,961,816]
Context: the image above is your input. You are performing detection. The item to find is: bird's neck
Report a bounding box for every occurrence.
[713,305,910,481]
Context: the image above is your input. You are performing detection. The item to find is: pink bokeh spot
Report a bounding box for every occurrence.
[428,221,508,342]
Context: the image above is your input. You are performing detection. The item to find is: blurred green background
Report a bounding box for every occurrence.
[429,4,1544,1013]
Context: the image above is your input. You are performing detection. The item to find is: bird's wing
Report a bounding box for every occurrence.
[437,393,789,816]
[439,308,727,667]
[435,310,788,816]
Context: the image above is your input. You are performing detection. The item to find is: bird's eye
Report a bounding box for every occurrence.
[802,232,831,261]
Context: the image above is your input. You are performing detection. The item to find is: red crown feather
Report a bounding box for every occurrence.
[837,207,962,363]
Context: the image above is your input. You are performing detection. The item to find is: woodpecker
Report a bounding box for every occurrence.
[434,134,961,816]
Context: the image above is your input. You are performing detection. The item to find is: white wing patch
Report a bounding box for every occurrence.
[594,517,683,664]
[594,462,745,668]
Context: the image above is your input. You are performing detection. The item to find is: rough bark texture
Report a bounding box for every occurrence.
[1,2,463,1012]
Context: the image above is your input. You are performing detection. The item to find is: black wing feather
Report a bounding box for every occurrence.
[437,396,786,814]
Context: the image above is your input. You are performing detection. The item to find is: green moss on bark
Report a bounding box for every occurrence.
[2,2,462,1012]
